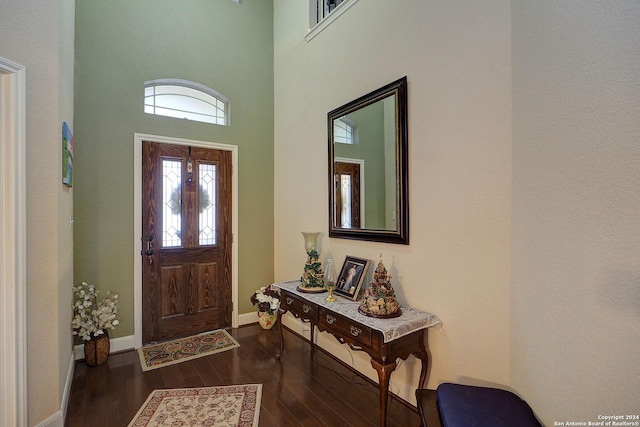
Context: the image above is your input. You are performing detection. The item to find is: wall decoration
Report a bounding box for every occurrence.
[335,255,370,300]
[62,122,73,187]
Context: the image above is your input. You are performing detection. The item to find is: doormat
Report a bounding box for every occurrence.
[127,384,262,427]
[138,329,240,371]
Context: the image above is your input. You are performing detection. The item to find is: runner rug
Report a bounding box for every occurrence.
[127,384,262,427]
[138,329,240,371]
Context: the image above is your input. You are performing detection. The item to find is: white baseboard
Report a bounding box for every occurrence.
[238,311,259,326]
[34,411,63,427]
[33,351,75,427]
[74,334,136,360]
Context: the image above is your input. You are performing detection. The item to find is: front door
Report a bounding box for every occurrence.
[334,161,361,229]
[142,141,232,343]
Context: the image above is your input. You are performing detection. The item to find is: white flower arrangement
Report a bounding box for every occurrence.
[72,281,120,341]
[250,286,280,314]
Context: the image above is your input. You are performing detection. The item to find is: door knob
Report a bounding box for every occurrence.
[145,234,154,255]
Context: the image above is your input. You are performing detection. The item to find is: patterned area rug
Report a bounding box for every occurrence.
[138,329,240,371]
[127,384,262,427]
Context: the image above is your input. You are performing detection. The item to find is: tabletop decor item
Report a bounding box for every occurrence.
[250,286,280,329]
[323,258,338,302]
[334,255,370,300]
[72,281,119,366]
[358,256,402,318]
[298,248,326,293]
[298,232,326,293]
[301,231,320,254]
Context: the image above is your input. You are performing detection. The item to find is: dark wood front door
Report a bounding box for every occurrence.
[142,141,232,344]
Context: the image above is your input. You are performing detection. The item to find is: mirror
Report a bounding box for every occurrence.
[328,77,408,244]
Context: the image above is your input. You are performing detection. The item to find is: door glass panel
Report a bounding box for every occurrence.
[162,159,182,247]
[199,163,217,246]
[340,174,352,228]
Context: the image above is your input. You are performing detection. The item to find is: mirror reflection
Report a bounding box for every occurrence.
[328,77,409,245]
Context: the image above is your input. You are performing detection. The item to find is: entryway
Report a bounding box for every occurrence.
[134,134,238,348]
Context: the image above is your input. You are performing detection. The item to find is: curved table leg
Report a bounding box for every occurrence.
[275,307,286,360]
[370,359,397,427]
[413,329,429,388]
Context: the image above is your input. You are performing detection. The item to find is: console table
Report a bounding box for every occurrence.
[273,281,441,427]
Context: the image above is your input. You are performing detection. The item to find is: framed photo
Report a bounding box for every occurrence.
[334,256,370,300]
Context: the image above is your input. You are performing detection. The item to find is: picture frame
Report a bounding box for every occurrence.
[334,256,370,300]
[62,122,73,187]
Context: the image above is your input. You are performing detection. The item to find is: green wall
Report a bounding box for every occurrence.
[74,0,274,339]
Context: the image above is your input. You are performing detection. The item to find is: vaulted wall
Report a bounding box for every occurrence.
[511,1,640,422]
[274,0,512,404]
[0,0,75,425]
[74,0,275,340]
[274,1,640,424]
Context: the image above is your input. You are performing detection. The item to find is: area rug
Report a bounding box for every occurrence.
[138,329,240,371]
[127,384,262,427]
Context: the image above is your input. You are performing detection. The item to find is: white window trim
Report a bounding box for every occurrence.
[334,116,358,145]
[306,0,360,42]
[144,79,230,126]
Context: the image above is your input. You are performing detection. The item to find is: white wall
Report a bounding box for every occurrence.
[0,0,75,425]
[511,1,640,424]
[274,0,512,400]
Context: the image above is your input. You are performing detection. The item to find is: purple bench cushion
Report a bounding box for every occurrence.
[437,383,541,427]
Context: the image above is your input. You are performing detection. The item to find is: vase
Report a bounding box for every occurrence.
[257,311,277,330]
[84,330,110,366]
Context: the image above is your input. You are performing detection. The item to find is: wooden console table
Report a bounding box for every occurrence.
[273,281,441,427]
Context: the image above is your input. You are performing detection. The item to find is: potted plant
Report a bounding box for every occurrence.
[250,286,280,329]
[72,281,119,366]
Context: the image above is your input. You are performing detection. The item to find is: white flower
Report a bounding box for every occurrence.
[72,282,119,341]
[250,286,280,314]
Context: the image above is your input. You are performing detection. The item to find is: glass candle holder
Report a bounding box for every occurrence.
[301,231,320,254]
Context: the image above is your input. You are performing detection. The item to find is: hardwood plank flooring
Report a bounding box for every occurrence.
[65,324,433,427]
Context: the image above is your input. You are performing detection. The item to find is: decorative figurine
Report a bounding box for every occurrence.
[298,249,326,293]
[358,255,402,318]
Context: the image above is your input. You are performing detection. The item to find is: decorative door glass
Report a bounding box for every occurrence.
[162,159,182,247]
[340,174,352,228]
[199,163,217,246]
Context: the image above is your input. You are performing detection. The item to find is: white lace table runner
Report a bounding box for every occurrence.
[273,280,442,343]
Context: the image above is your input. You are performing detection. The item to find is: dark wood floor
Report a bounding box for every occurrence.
[65,324,436,427]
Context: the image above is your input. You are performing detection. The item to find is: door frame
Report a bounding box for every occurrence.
[335,156,365,227]
[0,57,28,427]
[133,133,239,349]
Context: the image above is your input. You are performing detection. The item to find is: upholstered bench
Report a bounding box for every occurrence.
[416,383,541,427]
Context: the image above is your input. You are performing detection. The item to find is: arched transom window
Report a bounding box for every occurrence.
[334,117,357,144]
[144,79,229,126]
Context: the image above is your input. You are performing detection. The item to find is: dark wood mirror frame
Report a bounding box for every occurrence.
[328,76,409,244]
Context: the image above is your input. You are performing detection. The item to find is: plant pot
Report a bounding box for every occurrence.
[84,330,110,366]
[257,311,277,330]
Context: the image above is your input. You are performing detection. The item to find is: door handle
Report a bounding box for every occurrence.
[145,234,154,255]
[144,234,154,265]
